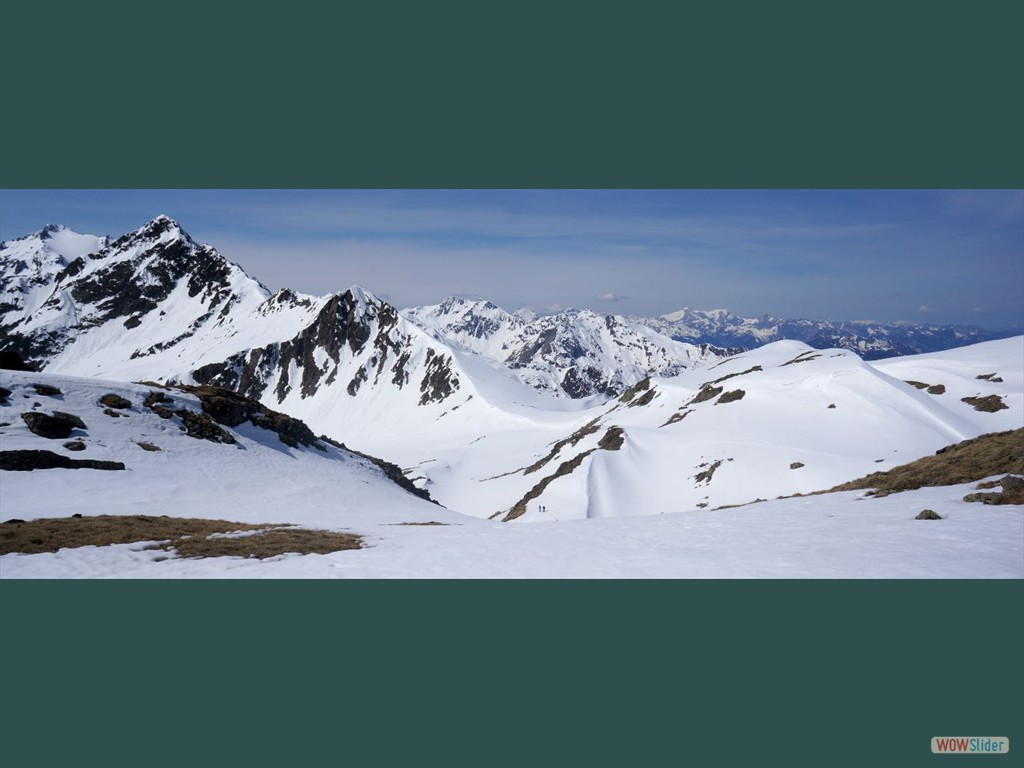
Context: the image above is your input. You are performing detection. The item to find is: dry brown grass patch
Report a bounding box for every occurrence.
[827,429,1024,497]
[393,521,449,526]
[961,395,1008,412]
[0,515,361,559]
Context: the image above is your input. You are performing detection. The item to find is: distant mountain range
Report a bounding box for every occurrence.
[630,306,1012,360]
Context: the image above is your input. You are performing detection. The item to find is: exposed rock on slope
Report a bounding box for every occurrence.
[404,297,737,398]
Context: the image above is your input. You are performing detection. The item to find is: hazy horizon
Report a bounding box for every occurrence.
[2,189,1021,329]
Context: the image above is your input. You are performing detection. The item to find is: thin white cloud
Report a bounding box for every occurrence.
[942,190,1024,220]
[597,292,619,301]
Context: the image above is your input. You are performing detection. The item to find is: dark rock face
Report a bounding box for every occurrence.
[0,350,35,371]
[1002,475,1024,494]
[507,327,558,368]
[597,427,625,451]
[2,218,262,369]
[689,384,723,405]
[21,411,87,439]
[99,393,132,409]
[391,352,411,388]
[143,390,176,419]
[177,384,319,449]
[0,450,124,471]
[67,231,237,331]
[695,460,723,484]
[559,367,590,399]
[0,386,11,404]
[419,349,459,405]
[716,389,746,404]
[32,383,62,396]
[631,388,657,407]
[192,289,457,410]
[139,388,235,444]
[347,366,368,397]
[178,410,236,444]
[619,378,651,404]
[560,366,620,399]
[963,475,1024,505]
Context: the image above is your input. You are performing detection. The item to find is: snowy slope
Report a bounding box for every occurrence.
[3,477,1020,578]
[2,345,1020,579]
[404,297,734,398]
[0,224,110,328]
[0,370,464,533]
[369,337,1023,522]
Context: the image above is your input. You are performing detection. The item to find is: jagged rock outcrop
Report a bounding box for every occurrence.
[405,297,735,398]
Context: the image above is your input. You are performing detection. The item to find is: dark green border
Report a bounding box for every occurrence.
[3,582,1020,767]
[3,3,1022,187]
[2,3,1022,768]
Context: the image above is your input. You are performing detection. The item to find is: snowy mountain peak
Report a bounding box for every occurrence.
[344,284,374,308]
[112,214,192,249]
[1,218,271,368]
[37,223,65,239]
[404,297,735,398]
[1,225,112,338]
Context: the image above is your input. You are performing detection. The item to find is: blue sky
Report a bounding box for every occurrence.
[1,189,1021,329]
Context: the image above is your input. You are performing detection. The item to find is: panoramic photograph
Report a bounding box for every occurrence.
[1,189,1021,578]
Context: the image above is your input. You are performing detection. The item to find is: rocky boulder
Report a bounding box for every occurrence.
[20,411,87,439]
[0,450,124,471]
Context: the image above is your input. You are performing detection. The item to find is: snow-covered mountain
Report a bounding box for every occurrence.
[0,216,271,366]
[0,219,495,441]
[356,336,1022,521]
[0,369,465,532]
[403,297,738,398]
[0,224,111,332]
[634,306,1010,359]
